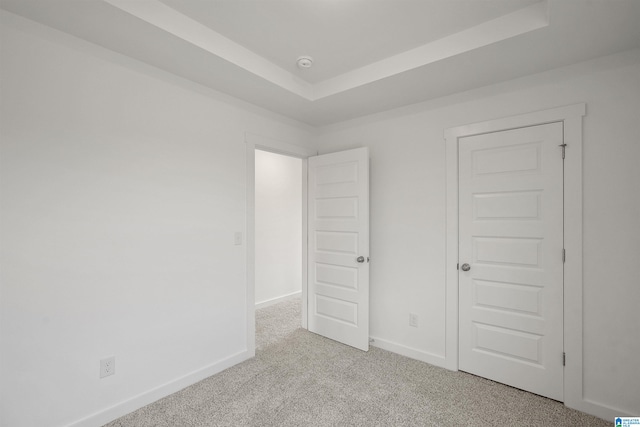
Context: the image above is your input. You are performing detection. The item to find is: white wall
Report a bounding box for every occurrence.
[316,49,640,419]
[254,150,302,306]
[0,12,313,427]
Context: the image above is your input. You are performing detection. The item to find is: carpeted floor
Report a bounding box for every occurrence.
[106,298,608,426]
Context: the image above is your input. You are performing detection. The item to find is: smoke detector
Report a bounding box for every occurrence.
[296,56,313,69]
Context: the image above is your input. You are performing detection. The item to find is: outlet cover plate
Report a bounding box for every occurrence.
[409,313,419,328]
[100,356,115,378]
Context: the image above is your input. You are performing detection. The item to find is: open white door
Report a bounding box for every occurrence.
[307,147,369,351]
[458,122,564,401]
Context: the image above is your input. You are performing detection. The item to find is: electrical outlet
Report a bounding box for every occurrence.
[100,356,115,378]
[409,313,419,328]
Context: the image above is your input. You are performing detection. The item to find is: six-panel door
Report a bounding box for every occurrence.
[307,147,369,351]
[458,122,564,401]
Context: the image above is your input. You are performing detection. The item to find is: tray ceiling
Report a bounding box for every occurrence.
[1,0,639,126]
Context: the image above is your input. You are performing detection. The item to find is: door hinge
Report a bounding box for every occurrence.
[563,352,566,366]
[457,263,459,270]
[562,248,566,263]
[559,143,567,159]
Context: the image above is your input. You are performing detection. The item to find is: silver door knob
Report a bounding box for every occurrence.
[356,256,365,263]
[461,263,471,271]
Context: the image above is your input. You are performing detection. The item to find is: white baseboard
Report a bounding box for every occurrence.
[68,350,251,427]
[370,336,447,368]
[255,290,301,309]
[371,337,630,422]
[567,398,635,422]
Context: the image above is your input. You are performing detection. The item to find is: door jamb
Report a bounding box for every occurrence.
[245,132,317,357]
[444,104,585,407]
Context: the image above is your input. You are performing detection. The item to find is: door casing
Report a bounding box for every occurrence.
[444,104,586,411]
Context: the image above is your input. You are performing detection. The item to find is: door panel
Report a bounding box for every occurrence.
[308,148,369,351]
[459,123,564,401]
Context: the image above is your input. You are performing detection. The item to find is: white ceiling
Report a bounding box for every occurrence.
[2,0,640,126]
[159,0,539,83]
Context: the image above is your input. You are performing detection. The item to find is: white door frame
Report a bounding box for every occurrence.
[245,132,317,357]
[444,104,586,409]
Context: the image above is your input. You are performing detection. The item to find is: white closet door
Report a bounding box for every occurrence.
[458,123,564,401]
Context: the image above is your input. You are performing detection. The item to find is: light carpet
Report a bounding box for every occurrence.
[106,298,608,426]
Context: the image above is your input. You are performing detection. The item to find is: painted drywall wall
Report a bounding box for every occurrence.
[316,49,640,418]
[255,150,302,306]
[0,13,313,427]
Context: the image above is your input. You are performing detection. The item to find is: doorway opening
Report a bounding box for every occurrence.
[254,149,303,309]
[244,133,316,356]
[245,134,370,355]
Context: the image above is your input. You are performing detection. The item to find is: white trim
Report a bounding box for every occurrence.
[67,350,250,427]
[445,104,594,414]
[557,112,633,420]
[245,132,316,354]
[577,399,636,421]
[370,337,446,368]
[245,139,257,358]
[444,126,460,371]
[444,103,586,140]
[255,290,302,310]
[561,112,584,414]
[300,159,309,329]
[245,132,317,158]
